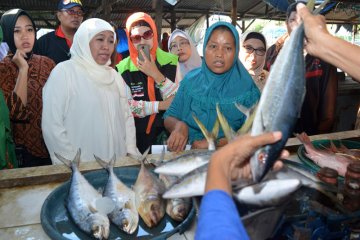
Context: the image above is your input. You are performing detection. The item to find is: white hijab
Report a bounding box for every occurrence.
[168,29,202,81]
[70,18,116,85]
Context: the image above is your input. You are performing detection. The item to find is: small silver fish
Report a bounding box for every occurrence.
[95,155,139,234]
[55,149,113,239]
[133,160,166,228]
[159,174,191,221]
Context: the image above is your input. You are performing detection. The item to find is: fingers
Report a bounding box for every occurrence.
[296,3,311,20]
[248,131,282,149]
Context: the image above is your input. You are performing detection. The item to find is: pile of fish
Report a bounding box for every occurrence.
[296,132,359,176]
[55,150,192,239]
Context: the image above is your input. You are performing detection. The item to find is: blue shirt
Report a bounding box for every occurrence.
[195,190,249,240]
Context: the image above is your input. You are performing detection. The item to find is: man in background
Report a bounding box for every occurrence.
[34,0,84,64]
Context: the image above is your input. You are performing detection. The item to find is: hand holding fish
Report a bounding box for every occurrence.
[297,3,360,82]
[206,132,287,195]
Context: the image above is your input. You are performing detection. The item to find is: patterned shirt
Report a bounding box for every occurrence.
[0,54,55,158]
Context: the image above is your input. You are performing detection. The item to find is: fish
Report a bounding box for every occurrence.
[154,115,218,177]
[159,174,191,221]
[233,179,301,207]
[295,132,354,176]
[55,149,113,239]
[154,151,213,177]
[133,158,166,228]
[94,154,139,234]
[162,164,208,199]
[250,21,306,182]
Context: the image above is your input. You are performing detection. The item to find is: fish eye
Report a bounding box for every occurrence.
[257,151,267,164]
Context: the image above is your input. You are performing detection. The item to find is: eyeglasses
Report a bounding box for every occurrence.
[243,45,266,56]
[169,40,190,51]
[130,30,154,44]
[61,9,85,17]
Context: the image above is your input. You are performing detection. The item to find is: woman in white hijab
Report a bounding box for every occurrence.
[42,18,140,164]
[168,29,202,82]
[240,31,269,92]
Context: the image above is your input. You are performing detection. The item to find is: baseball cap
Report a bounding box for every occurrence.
[58,0,83,10]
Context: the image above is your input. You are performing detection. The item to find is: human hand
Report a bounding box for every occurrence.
[12,49,29,71]
[191,139,209,149]
[158,95,174,111]
[206,132,287,194]
[167,121,188,153]
[137,49,164,82]
[296,3,329,57]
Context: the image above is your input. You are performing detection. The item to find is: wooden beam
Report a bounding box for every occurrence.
[231,0,237,26]
[153,0,163,42]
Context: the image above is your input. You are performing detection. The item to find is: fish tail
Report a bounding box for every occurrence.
[94,154,116,171]
[192,113,216,150]
[237,104,257,135]
[54,149,81,169]
[216,104,235,141]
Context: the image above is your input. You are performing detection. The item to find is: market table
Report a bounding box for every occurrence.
[0,130,359,239]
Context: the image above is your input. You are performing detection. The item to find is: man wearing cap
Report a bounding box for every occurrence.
[264,1,337,136]
[34,0,84,64]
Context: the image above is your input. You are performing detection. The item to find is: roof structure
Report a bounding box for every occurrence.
[0,0,359,30]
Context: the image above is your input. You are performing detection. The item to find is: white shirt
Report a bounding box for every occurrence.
[42,60,139,164]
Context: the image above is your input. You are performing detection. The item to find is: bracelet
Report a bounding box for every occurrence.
[157,77,166,88]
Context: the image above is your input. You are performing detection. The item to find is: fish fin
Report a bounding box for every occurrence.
[95,197,115,215]
[128,147,150,164]
[216,104,236,141]
[94,154,116,170]
[306,0,315,12]
[237,106,257,135]
[235,103,250,119]
[192,113,216,150]
[54,149,81,168]
[313,0,330,14]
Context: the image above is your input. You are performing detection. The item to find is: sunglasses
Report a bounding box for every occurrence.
[130,30,154,44]
[61,9,85,17]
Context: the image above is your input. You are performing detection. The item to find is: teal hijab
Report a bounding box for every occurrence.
[164,21,260,143]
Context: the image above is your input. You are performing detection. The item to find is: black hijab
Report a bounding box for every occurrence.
[0,9,36,58]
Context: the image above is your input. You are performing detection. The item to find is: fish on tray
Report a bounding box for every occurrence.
[133,157,166,228]
[159,174,191,222]
[95,154,139,234]
[55,149,114,239]
[296,132,355,176]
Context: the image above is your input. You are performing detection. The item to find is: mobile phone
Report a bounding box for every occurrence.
[137,44,150,62]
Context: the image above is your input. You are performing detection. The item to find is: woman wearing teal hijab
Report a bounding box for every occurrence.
[164,22,260,152]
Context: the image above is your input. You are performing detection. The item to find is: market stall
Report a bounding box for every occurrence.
[0,130,359,239]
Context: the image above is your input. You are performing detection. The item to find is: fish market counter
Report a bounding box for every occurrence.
[0,130,359,239]
[0,154,197,240]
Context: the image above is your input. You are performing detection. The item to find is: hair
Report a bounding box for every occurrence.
[243,32,266,50]
[286,1,307,21]
[130,20,151,31]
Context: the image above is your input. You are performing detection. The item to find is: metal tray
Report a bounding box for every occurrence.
[41,166,195,240]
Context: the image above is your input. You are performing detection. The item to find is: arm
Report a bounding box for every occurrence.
[124,81,174,118]
[196,132,285,240]
[297,3,360,82]
[41,66,76,164]
[164,116,188,152]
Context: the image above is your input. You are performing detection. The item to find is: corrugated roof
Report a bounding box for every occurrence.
[1,0,359,30]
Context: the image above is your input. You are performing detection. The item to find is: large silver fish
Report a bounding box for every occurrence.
[159,174,191,221]
[250,22,306,182]
[55,150,113,239]
[94,155,139,234]
[133,160,166,228]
